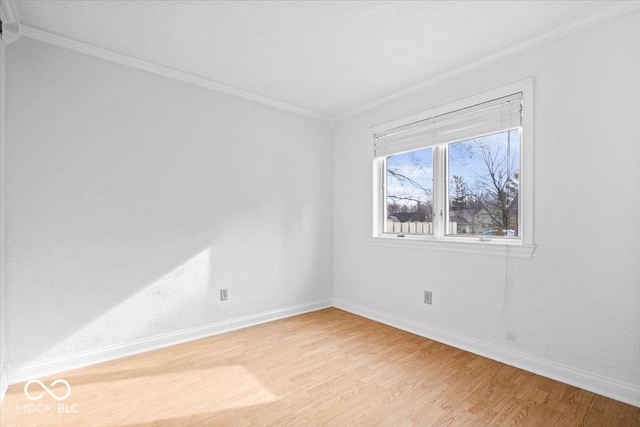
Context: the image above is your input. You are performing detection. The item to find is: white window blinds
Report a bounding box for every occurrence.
[374,92,522,157]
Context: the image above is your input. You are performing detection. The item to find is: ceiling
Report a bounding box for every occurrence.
[9,1,640,120]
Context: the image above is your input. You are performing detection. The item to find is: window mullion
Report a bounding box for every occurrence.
[381,157,388,235]
[432,144,446,239]
[373,156,386,236]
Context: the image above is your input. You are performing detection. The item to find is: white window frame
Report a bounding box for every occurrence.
[370,79,534,258]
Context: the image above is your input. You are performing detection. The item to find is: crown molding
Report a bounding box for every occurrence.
[0,0,19,44]
[0,0,18,23]
[18,24,332,123]
[6,1,640,124]
[334,1,640,122]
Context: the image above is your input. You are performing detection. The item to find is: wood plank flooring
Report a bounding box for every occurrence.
[1,308,638,426]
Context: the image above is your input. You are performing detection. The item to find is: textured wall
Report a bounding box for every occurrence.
[5,38,333,367]
[1,36,8,395]
[333,10,640,388]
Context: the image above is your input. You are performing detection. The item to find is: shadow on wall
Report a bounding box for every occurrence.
[8,180,310,366]
[6,37,332,369]
[6,125,325,367]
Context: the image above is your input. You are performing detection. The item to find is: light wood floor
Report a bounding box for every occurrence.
[1,308,638,426]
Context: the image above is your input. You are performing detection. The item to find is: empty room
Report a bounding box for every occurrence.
[0,1,639,426]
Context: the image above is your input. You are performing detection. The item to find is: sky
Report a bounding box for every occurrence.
[386,129,519,209]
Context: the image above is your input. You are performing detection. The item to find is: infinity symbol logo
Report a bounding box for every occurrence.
[24,379,71,401]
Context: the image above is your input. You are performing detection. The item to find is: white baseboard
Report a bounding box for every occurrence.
[0,369,8,405]
[9,298,332,385]
[333,297,640,408]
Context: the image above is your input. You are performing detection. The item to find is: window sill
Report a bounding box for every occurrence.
[369,235,535,258]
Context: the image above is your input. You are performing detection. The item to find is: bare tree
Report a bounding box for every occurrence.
[466,138,518,233]
[386,152,433,221]
[386,135,517,232]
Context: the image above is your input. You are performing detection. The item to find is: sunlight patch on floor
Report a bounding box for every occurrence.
[2,365,278,426]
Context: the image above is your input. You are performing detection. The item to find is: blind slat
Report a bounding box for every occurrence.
[375,93,522,157]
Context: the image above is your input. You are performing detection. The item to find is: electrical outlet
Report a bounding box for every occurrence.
[220,289,228,301]
[424,290,432,305]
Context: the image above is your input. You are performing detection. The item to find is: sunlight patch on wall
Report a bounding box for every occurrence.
[39,248,212,360]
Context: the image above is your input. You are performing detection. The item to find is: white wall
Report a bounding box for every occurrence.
[333,10,640,404]
[0,33,8,402]
[5,37,333,371]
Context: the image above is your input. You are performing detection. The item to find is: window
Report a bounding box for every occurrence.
[385,147,433,235]
[372,80,533,254]
[447,129,519,239]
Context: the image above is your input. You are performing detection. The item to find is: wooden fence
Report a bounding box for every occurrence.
[386,221,457,234]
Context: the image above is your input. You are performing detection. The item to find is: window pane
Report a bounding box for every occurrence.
[447,129,519,238]
[385,147,433,235]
